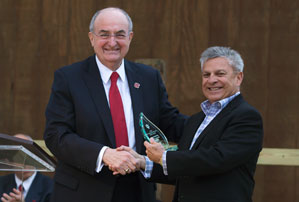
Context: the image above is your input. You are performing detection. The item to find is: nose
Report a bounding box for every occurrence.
[107,36,117,46]
[207,75,218,83]
[109,35,118,40]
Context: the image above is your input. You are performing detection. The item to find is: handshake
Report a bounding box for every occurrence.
[103,138,165,175]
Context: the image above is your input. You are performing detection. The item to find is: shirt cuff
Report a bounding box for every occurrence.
[141,156,153,179]
[95,146,109,173]
[162,151,168,175]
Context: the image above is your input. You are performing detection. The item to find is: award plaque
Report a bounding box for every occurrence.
[139,113,177,151]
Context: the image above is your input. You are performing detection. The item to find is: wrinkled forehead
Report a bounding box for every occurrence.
[94,10,130,32]
[203,57,233,71]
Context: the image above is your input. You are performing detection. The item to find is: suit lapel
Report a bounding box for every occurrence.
[124,60,144,153]
[190,108,231,150]
[179,113,204,150]
[25,173,40,202]
[3,174,16,194]
[190,95,243,150]
[82,56,116,147]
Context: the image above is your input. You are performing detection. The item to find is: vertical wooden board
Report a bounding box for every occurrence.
[12,56,41,136]
[0,55,15,134]
[0,0,18,57]
[39,0,71,92]
[296,168,299,202]
[68,0,100,62]
[208,1,230,46]
[93,0,127,10]
[161,184,175,202]
[253,166,265,202]
[28,0,72,138]
[7,0,42,138]
[30,55,69,137]
[126,0,170,59]
[263,0,299,158]
[263,1,299,201]
[264,166,296,202]
[161,0,208,64]
[0,0,19,134]
[40,0,71,58]
[264,0,299,148]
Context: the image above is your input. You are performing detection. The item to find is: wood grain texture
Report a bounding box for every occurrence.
[1,0,299,201]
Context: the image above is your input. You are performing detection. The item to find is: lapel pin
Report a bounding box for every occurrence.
[134,82,140,89]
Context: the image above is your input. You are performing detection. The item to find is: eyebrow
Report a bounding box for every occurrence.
[215,69,227,72]
[98,29,126,33]
[203,69,227,72]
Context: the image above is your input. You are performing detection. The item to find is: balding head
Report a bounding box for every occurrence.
[14,134,33,141]
[89,7,133,33]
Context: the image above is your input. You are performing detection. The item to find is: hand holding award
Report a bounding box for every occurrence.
[139,113,177,151]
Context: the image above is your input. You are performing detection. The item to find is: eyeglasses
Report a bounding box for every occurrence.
[92,32,129,40]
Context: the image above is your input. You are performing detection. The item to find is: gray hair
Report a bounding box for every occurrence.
[200,46,244,72]
[89,7,133,33]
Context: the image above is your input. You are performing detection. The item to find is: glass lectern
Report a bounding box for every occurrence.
[0,133,56,172]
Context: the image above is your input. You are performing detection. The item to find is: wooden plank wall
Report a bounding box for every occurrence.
[1,0,299,201]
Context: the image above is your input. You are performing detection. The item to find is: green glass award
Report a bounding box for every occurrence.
[139,112,178,151]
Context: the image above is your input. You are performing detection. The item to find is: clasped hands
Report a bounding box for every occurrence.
[103,138,165,175]
[1,188,24,202]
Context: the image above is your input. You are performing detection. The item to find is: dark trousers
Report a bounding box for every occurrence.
[111,172,142,202]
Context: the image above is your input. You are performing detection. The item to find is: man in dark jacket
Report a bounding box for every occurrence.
[123,46,263,202]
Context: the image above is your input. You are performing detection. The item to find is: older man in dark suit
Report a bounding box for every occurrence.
[44,7,186,202]
[139,46,263,202]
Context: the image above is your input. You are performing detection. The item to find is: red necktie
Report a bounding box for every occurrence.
[109,72,129,147]
[18,185,23,192]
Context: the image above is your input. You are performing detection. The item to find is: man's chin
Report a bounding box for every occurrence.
[206,95,222,103]
[104,55,121,62]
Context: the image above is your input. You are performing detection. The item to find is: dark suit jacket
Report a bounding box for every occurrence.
[0,173,53,202]
[151,94,263,202]
[44,55,186,202]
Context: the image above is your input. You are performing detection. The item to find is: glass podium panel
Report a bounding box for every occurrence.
[0,133,56,172]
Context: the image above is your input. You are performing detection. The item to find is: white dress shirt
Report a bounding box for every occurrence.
[15,172,37,198]
[95,56,135,172]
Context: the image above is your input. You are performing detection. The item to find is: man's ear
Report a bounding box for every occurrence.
[128,31,134,42]
[88,32,94,47]
[236,72,244,86]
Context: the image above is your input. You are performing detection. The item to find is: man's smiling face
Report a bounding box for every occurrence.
[201,57,243,103]
[88,9,133,71]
